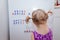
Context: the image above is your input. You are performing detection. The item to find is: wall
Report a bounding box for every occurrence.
[53,8,60,40]
[0,0,8,40]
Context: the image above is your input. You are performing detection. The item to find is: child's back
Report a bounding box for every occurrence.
[33,28,53,40]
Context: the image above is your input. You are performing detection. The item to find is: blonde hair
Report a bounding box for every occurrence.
[26,9,48,25]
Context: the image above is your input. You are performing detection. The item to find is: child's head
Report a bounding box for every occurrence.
[26,9,48,26]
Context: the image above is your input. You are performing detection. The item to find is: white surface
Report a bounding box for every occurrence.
[53,9,60,40]
[8,0,60,40]
[0,0,8,40]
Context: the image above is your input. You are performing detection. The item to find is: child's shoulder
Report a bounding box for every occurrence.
[49,28,52,32]
[31,31,38,36]
[32,31,36,34]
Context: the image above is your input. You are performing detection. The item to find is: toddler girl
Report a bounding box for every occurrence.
[26,9,53,40]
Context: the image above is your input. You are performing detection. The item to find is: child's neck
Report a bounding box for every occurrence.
[36,23,49,35]
[36,23,48,30]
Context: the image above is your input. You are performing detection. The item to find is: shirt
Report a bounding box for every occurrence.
[33,29,53,40]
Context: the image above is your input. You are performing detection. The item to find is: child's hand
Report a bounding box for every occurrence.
[25,16,30,23]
